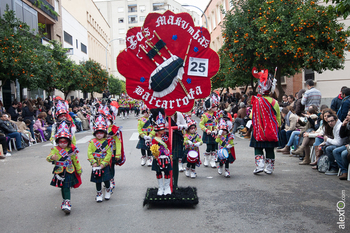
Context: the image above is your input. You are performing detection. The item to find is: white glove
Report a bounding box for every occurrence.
[226,144,233,149]
[187,141,193,146]
[144,135,151,140]
[178,125,183,130]
[218,130,223,136]
[212,130,217,135]
[194,142,201,147]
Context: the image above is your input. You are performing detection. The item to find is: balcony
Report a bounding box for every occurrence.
[28,0,58,21]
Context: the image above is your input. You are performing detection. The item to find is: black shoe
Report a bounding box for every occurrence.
[299,156,304,161]
[17,147,24,151]
[277,146,283,149]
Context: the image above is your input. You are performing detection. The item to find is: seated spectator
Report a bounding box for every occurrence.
[320,114,346,175]
[33,112,48,142]
[232,102,247,133]
[0,113,24,150]
[46,109,54,136]
[75,106,89,130]
[335,109,350,180]
[331,86,347,113]
[278,108,301,153]
[69,109,83,132]
[294,89,306,116]
[288,95,295,110]
[7,100,21,121]
[15,117,34,143]
[0,131,11,158]
[280,94,290,107]
[337,87,350,122]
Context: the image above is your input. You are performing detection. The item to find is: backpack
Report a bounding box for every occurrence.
[317,155,330,173]
[251,96,279,142]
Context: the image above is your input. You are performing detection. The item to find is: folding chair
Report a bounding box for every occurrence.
[310,146,316,163]
[8,138,17,151]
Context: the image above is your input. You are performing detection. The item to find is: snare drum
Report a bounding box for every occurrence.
[187,150,199,163]
[217,148,229,161]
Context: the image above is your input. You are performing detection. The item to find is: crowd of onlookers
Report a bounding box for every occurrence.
[0,97,94,159]
[194,79,350,181]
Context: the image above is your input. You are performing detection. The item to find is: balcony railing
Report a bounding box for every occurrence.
[28,0,58,21]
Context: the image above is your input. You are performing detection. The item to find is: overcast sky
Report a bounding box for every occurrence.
[176,0,211,15]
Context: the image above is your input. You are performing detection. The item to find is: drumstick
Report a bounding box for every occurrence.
[183,38,192,66]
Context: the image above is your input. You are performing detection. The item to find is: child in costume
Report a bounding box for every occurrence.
[199,93,219,168]
[99,104,125,190]
[250,68,281,175]
[215,119,235,177]
[136,109,154,166]
[183,119,202,178]
[87,114,113,202]
[46,122,81,214]
[150,108,172,196]
[51,100,77,146]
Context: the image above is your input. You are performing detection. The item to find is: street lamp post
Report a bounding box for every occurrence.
[105,38,124,73]
[181,4,208,29]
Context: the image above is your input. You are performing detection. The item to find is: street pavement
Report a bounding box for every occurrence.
[0,115,348,233]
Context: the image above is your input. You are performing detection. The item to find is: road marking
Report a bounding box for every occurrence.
[76,135,94,144]
[130,132,139,141]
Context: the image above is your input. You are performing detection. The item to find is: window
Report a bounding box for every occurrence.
[216,5,221,23]
[81,43,87,54]
[128,5,137,13]
[153,3,165,11]
[54,0,59,14]
[76,39,78,49]
[281,76,286,84]
[119,28,125,34]
[64,31,73,45]
[140,16,145,22]
[140,5,146,12]
[118,18,124,23]
[128,15,137,24]
[304,68,315,81]
[118,7,124,13]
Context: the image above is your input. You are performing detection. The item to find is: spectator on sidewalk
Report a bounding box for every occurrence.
[232,102,247,133]
[320,114,347,175]
[7,101,21,121]
[0,132,11,159]
[301,79,322,111]
[331,86,347,113]
[294,89,306,116]
[337,87,350,122]
[22,100,35,139]
[0,113,24,150]
[335,109,350,180]
[280,95,290,107]
[34,112,48,142]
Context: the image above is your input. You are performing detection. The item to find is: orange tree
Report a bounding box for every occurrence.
[108,75,125,96]
[0,8,43,89]
[37,40,69,95]
[54,59,85,100]
[79,60,108,97]
[221,0,350,99]
[325,0,350,19]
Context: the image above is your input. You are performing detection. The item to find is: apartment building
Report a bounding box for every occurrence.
[94,0,200,80]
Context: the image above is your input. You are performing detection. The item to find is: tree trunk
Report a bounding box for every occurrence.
[275,67,284,102]
[64,92,69,100]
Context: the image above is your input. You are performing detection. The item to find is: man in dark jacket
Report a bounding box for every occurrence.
[331,86,347,113]
[337,88,350,122]
[335,109,350,180]
[7,101,21,121]
[0,114,23,150]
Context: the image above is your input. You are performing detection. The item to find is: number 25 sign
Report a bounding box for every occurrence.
[187,57,209,77]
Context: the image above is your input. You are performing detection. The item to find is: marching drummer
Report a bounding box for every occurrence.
[87,114,113,202]
[215,119,236,178]
[149,108,172,196]
[136,109,154,166]
[199,94,220,168]
[183,119,202,178]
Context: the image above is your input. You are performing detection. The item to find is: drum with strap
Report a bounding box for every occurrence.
[217,148,229,161]
[187,150,199,163]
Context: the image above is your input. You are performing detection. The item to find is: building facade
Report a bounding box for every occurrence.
[203,0,350,104]
[93,0,200,80]
[0,0,62,106]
